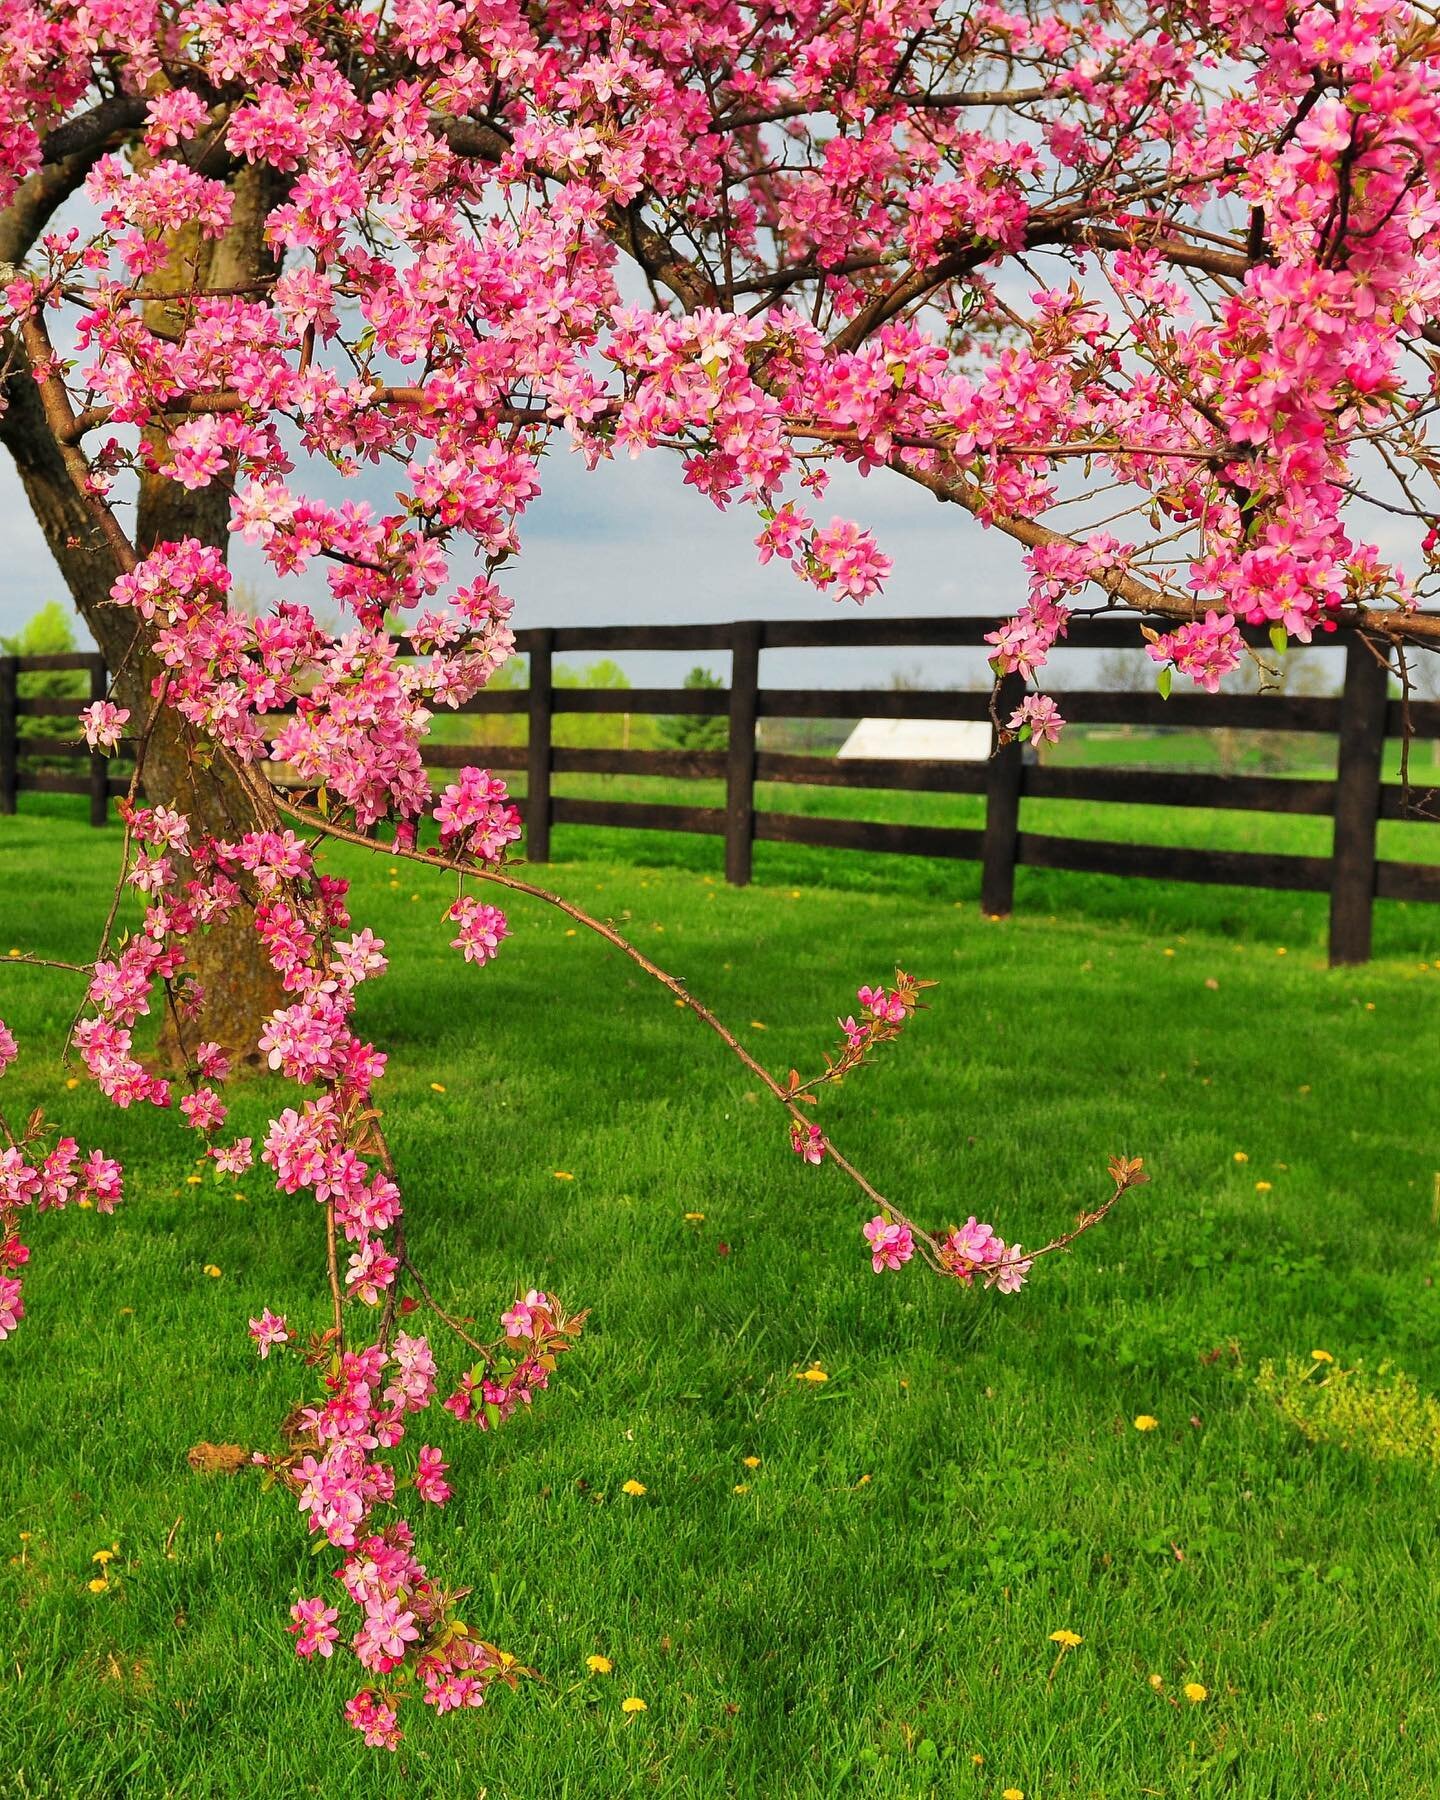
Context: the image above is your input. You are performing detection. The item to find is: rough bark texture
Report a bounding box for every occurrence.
[0,165,287,1066]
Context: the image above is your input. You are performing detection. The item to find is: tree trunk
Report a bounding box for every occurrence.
[0,166,287,1066]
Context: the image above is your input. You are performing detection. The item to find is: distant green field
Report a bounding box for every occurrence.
[3,796,1440,1798]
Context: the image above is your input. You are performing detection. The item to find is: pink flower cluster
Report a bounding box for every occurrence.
[0,1023,122,1340]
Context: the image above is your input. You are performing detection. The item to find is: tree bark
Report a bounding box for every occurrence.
[0,166,287,1066]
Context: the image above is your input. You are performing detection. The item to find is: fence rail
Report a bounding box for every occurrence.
[3,617,1438,966]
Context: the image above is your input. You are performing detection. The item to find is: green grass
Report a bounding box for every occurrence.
[3,796,1440,1798]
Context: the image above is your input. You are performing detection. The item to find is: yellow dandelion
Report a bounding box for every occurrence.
[1049,1630,1083,1649]
[749,1020,767,1030]
[6,949,18,958]
[1311,1348,1334,1363]
[1255,1180,1273,1193]
[683,1211,705,1222]
[1134,1414,1159,1432]
[795,1363,828,1383]
[554,1171,575,1181]
[621,1696,647,1714]
[1233,1150,1249,1164]
[65,1077,79,1090]
[1276,946,1287,955]
[185,1174,203,1185]
[1148,1673,1164,1691]
[1003,1789,1024,1800]
[430,1082,446,1093]
[1184,1682,1208,1704]
[586,1655,613,1675]
[91,1549,114,1565]
[565,929,577,937]
[203,1264,222,1278]
[971,1754,984,1766]
[409,893,419,902]
[78,1197,93,1209]
[733,1484,750,1494]
[742,1456,761,1469]
[621,1479,646,1497]
[87,1577,109,1593]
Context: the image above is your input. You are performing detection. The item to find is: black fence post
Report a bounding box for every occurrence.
[525,628,554,862]
[0,656,16,816]
[1329,632,1389,967]
[980,671,1025,917]
[87,654,109,827]
[725,621,761,885]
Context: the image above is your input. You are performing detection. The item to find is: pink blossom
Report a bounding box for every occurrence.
[249,1309,291,1358]
[415,1445,452,1505]
[78,701,130,752]
[289,1596,340,1660]
[1007,694,1065,746]
[862,1215,915,1273]
[789,1120,826,1164]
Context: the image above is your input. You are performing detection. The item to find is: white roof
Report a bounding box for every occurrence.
[836,718,992,762]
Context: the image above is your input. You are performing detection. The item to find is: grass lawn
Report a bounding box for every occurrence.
[3,796,1440,1798]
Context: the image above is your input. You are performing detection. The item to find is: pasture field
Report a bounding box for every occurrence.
[2,795,1439,1798]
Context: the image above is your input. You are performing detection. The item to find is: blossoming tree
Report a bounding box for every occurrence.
[2,0,1437,1751]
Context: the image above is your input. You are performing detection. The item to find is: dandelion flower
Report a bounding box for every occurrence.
[1148,1673,1164,1691]
[1233,1151,1249,1164]
[733,1484,750,1494]
[203,1264,222,1278]
[621,1696,647,1714]
[1184,1682,1208,1704]
[586,1655,613,1675]
[1049,1630,1082,1648]
[1003,1789,1024,1799]
[621,1479,646,1497]
[1255,1180,1273,1192]
[1134,1414,1159,1432]
[430,1082,446,1093]
[1311,1349,1334,1363]
[87,1577,109,1593]
[742,1456,761,1469]
[91,1549,113,1565]
[796,1364,828,1383]
[554,1171,575,1181]
[684,1212,705,1222]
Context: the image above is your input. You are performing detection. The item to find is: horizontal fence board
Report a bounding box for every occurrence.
[553,748,727,779]
[422,742,526,770]
[1026,765,1338,816]
[756,751,988,793]
[448,691,529,715]
[1016,831,1332,892]
[465,616,1344,656]
[1382,782,1440,821]
[1376,860,1440,902]
[12,652,99,672]
[550,688,728,716]
[550,797,726,836]
[15,771,127,799]
[522,623,736,654]
[755,811,985,860]
[14,733,87,759]
[1386,700,1440,738]
[14,696,90,717]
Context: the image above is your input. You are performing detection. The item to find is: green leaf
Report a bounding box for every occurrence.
[1269,624,1288,655]
[1157,665,1173,700]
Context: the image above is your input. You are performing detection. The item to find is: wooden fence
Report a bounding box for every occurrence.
[3,617,1438,966]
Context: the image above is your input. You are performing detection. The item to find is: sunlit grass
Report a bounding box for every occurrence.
[2,796,1439,1797]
